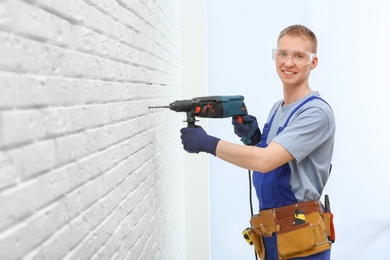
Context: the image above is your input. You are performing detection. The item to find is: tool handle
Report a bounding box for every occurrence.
[187,121,196,128]
[186,112,196,128]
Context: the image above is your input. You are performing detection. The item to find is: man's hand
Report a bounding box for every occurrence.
[232,115,261,146]
[180,126,220,156]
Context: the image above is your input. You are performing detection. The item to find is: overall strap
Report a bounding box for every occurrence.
[281,96,331,130]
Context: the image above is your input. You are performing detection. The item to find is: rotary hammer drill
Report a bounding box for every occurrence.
[149,95,248,127]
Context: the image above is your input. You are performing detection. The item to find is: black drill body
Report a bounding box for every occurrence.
[165,95,248,127]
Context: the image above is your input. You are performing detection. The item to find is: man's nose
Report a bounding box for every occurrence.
[284,56,295,66]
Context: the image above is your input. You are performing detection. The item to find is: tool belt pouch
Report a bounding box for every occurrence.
[250,210,277,237]
[276,211,332,259]
[248,228,265,260]
[250,210,277,259]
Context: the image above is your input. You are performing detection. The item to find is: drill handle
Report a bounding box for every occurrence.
[186,112,196,128]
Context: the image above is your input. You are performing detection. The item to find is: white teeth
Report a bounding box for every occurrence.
[284,71,294,75]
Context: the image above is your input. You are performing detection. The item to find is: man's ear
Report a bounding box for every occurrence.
[311,56,318,70]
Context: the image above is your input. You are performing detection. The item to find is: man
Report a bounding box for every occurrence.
[180,25,335,260]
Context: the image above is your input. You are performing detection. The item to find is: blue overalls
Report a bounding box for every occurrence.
[252,96,330,260]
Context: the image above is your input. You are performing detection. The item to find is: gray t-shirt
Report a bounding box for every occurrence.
[265,92,335,202]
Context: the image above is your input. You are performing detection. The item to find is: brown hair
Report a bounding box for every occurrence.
[278,25,318,54]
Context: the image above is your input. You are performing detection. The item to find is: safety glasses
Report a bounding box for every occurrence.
[272,48,315,65]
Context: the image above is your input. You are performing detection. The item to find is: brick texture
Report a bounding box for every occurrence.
[0,0,185,259]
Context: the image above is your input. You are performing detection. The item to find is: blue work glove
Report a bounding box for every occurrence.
[232,115,261,146]
[180,126,220,156]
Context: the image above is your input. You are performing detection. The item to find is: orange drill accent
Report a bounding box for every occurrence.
[202,104,215,114]
[194,106,201,114]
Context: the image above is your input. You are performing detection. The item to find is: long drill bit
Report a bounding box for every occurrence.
[148,106,170,109]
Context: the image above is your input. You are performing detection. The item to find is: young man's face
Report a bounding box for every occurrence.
[275,35,318,88]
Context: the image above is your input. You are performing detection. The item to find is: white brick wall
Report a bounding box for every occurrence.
[0,0,185,259]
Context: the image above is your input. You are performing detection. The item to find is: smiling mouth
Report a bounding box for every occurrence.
[283,70,297,75]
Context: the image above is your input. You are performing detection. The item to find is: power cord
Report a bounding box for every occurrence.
[248,169,254,216]
[248,169,258,260]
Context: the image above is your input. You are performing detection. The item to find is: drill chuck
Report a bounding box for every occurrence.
[169,100,194,112]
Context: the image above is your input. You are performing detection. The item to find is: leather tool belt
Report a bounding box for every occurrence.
[249,200,333,259]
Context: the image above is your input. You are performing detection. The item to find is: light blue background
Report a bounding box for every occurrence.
[207,1,390,259]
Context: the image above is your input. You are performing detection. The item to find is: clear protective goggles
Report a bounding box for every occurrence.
[272,48,315,65]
